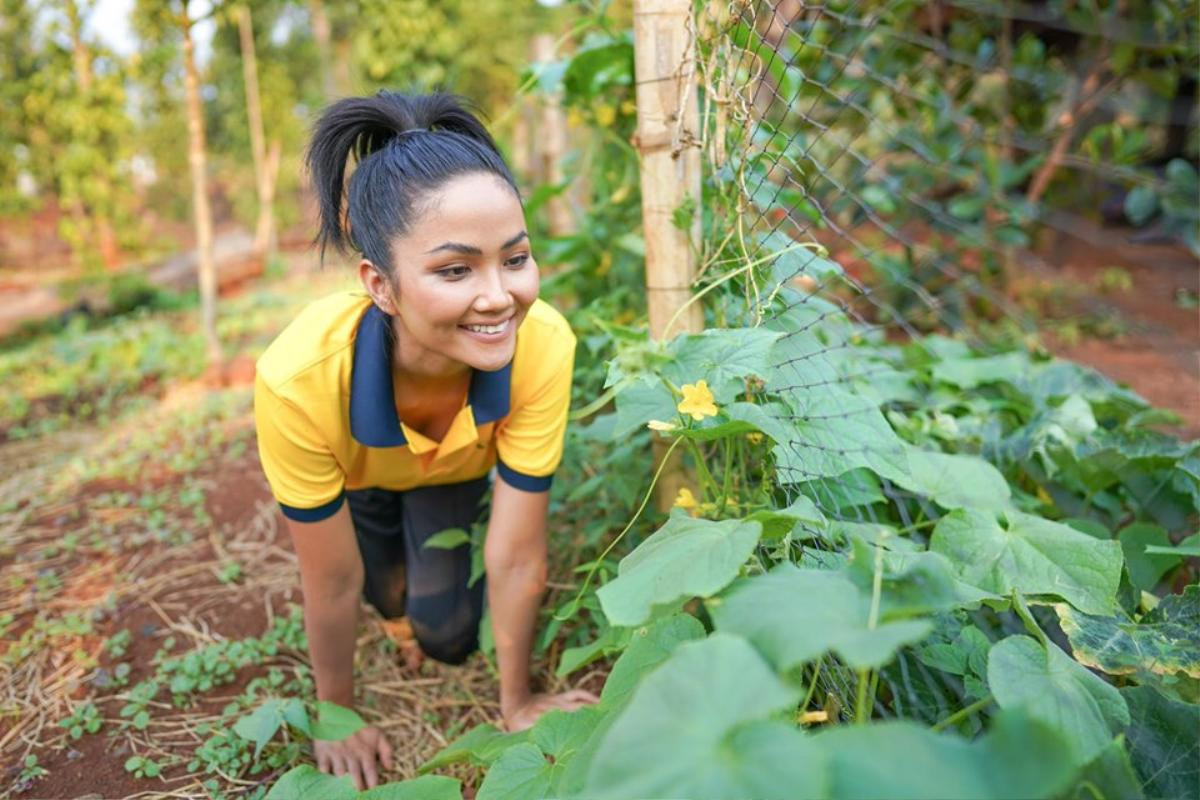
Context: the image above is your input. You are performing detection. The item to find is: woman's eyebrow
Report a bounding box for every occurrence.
[424,230,528,256]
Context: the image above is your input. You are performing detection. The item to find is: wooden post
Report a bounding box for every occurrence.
[633,0,703,341]
[633,0,704,510]
[532,33,573,236]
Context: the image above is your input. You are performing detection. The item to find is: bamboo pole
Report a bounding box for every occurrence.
[633,0,704,511]
[633,0,704,341]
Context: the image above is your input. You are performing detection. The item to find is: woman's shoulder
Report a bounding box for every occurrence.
[256,290,372,390]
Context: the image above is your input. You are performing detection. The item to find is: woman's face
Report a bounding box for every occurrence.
[370,172,539,376]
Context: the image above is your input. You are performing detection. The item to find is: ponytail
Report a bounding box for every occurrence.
[305,91,518,274]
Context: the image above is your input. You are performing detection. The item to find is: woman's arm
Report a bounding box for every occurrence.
[285,504,363,706]
[485,476,597,729]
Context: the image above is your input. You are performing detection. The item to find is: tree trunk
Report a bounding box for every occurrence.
[181,1,222,372]
[309,0,338,101]
[532,34,573,236]
[64,0,119,268]
[237,5,275,264]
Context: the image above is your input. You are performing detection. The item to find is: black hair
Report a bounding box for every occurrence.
[306,91,519,274]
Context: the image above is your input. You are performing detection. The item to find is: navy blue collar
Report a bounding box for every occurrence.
[349,304,512,447]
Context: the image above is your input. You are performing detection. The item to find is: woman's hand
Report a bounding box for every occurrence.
[313,724,394,790]
[501,689,600,733]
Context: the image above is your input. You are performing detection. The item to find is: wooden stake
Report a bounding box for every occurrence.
[634,0,704,511]
[633,0,704,341]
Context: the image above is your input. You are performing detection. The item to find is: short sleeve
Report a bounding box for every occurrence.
[254,375,346,522]
[495,332,576,492]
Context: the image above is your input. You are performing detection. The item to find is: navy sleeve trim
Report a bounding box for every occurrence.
[496,460,554,493]
[279,493,345,523]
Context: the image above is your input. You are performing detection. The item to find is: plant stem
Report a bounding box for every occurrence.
[800,658,823,712]
[854,668,872,724]
[719,437,734,512]
[931,695,994,732]
[553,437,684,621]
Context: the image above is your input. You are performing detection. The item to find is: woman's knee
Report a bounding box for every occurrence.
[410,616,481,665]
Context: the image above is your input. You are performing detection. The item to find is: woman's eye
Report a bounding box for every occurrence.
[505,253,530,268]
[437,266,470,279]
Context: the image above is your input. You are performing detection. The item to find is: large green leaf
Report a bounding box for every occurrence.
[1117,522,1182,592]
[1055,587,1200,679]
[529,706,602,763]
[930,509,1123,615]
[768,387,910,485]
[1122,686,1200,800]
[710,563,933,670]
[596,516,762,626]
[311,701,367,741]
[265,765,356,800]
[418,724,528,772]
[932,352,1031,389]
[583,633,829,799]
[842,539,995,618]
[475,742,557,800]
[665,327,783,404]
[814,711,1077,799]
[359,776,463,800]
[599,613,706,710]
[988,635,1129,766]
[1070,738,1145,800]
[877,447,1012,512]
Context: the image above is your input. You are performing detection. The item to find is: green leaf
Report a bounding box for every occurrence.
[1055,587,1200,679]
[358,775,462,800]
[1144,542,1200,558]
[612,375,675,437]
[476,743,557,800]
[767,388,909,485]
[530,706,603,763]
[1124,185,1158,226]
[710,563,933,670]
[930,509,1123,615]
[744,494,827,541]
[265,765,356,800]
[583,634,828,799]
[1072,737,1145,800]
[419,724,528,772]
[1118,523,1181,591]
[233,699,287,759]
[814,711,1077,799]
[1122,685,1200,800]
[665,327,783,404]
[555,625,631,679]
[422,528,470,550]
[878,447,1012,512]
[932,352,1030,389]
[842,539,995,618]
[599,613,706,710]
[596,517,762,626]
[311,701,366,741]
[988,635,1129,766]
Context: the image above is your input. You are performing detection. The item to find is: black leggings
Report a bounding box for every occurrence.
[345,476,489,665]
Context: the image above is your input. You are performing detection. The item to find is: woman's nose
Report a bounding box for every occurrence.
[474,265,511,311]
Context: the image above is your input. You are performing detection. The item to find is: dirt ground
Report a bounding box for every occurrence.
[1033,223,1200,438]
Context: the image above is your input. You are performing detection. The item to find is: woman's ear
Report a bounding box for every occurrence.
[358,259,399,314]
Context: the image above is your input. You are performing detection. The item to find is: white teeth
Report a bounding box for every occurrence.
[464,321,507,334]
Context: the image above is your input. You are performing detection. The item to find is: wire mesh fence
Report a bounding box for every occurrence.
[688,0,1198,722]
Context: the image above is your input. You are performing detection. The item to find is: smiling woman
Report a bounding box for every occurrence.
[252,91,596,790]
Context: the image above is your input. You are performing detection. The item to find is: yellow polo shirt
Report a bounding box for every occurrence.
[254,290,575,522]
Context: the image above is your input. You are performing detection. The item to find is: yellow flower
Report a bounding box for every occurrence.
[677,380,718,420]
[746,432,764,444]
[674,488,698,509]
[647,419,678,432]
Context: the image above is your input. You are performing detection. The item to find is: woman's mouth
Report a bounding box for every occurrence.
[459,317,513,339]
